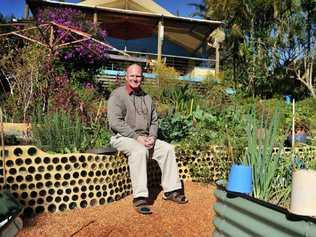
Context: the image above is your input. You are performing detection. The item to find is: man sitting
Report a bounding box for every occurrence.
[107,64,188,214]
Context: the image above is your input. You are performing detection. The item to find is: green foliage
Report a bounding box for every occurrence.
[156,103,171,118]
[69,69,96,86]
[199,81,234,110]
[0,44,48,122]
[183,105,247,160]
[4,135,19,145]
[71,85,106,124]
[158,95,316,164]
[239,37,272,97]
[271,149,316,208]
[32,111,89,153]
[153,62,180,83]
[189,161,213,184]
[244,105,283,201]
[309,159,316,170]
[183,127,218,150]
[160,84,200,115]
[143,63,181,100]
[256,97,316,145]
[193,0,315,98]
[158,113,192,143]
[181,108,220,149]
[295,97,316,132]
[86,121,111,148]
[269,154,292,208]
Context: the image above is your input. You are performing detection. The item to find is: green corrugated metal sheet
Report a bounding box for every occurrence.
[213,189,316,237]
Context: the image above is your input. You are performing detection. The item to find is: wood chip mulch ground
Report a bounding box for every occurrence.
[17,182,216,237]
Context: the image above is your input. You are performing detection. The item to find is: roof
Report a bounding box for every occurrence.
[78,0,174,16]
[26,0,223,54]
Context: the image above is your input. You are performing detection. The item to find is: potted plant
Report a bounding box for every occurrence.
[244,107,283,201]
[226,106,281,199]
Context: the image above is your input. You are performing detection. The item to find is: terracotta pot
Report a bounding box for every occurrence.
[290,169,316,216]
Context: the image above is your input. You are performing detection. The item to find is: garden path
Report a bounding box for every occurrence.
[17,182,216,237]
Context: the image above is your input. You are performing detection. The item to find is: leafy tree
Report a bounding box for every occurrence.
[190,0,315,98]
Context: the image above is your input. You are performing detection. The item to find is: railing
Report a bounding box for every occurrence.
[125,50,216,75]
[95,70,158,88]
[104,49,216,78]
[95,70,208,93]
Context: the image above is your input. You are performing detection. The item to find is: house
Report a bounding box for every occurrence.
[25,0,222,81]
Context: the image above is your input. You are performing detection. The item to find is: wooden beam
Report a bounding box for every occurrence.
[157,20,164,63]
[0,24,48,37]
[215,44,220,78]
[56,38,89,49]
[93,11,98,25]
[24,3,30,19]
[50,22,130,56]
[11,32,47,47]
[49,25,54,48]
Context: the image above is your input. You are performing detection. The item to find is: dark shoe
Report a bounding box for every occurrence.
[133,197,152,215]
[163,190,188,204]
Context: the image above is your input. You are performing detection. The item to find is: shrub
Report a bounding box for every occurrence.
[32,111,89,153]
[85,117,111,148]
[0,44,48,122]
[158,113,192,143]
[160,84,200,115]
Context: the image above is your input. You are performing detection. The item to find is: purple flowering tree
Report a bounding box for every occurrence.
[36,7,108,66]
[34,7,108,118]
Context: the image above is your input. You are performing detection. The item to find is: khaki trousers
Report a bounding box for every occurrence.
[110,135,182,198]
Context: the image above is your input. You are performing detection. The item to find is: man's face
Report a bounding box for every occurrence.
[126,65,143,90]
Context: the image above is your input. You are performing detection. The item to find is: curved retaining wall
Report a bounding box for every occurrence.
[0,146,136,217]
[0,145,230,217]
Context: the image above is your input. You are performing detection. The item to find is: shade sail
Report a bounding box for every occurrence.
[79,0,174,16]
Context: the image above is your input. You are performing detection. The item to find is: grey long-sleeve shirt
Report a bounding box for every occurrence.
[107,86,158,139]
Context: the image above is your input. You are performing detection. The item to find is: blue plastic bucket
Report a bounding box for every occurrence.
[226,164,252,194]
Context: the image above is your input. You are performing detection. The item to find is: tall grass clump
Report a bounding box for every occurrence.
[32,111,88,153]
[244,105,284,201]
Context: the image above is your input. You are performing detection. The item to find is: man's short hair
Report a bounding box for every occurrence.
[126,64,142,72]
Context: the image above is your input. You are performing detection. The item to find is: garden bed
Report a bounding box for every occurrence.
[213,188,316,237]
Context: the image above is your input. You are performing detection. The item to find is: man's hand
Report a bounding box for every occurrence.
[137,136,156,149]
[145,136,156,149]
[136,136,148,146]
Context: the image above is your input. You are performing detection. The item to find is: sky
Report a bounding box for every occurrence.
[0,0,202,19]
